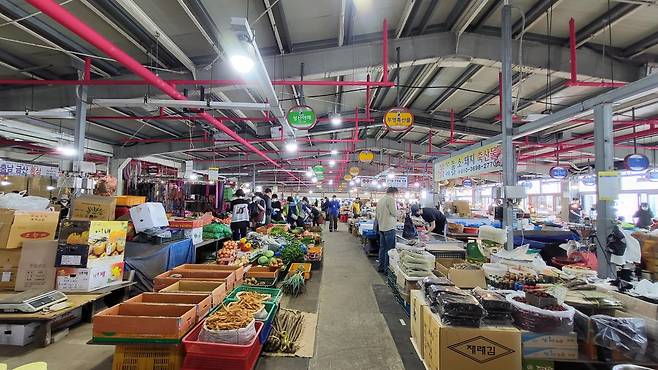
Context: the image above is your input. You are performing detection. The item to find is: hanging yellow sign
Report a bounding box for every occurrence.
[383,107,414,131]
[344,174,353,181]
[358,150,374,163]
[349,167,360,176]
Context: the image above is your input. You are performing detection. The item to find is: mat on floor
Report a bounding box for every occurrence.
[263,311,317,358]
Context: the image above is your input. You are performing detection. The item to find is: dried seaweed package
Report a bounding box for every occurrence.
[436,290,485,319]
[426,284,463,304]
[418,276,453,293]
[472,287,512,313]
[441,315,482,328]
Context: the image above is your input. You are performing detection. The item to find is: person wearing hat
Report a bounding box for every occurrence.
[411,203,447,235]
[376,187,399,272]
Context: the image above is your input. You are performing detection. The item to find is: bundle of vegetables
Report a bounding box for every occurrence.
[256,250,284,268]
[264,309,305,353]
[281,266,305,296]
[269,226,289,237]
[203,222,232,240]
[278,240,305,264]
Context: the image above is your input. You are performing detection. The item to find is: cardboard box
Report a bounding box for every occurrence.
[55,255,124,292]
[411,290,429,359]
[130,202,169,232]
[435,258,486,289]
[182,227,203,245]
[126,292,212,318]
[173,264,245,282]
[168,213,213,229]
[522,347,578,360]
[0,209,59,249]
[71,195,117,221]
[153,269,235,292]
[159,280,227,306]
[0,322,39,346]
[115,195,146,207]
[0,267,17,290]
[56,220,128,268]
[0,248,21,268]
[607,290,658,320]
[521,332,577,348]
[93,302,197,340]
[423,305,521,370]
[15,240,57,291]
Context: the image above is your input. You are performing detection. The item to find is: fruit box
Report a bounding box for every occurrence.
[153,269,236,292]
[173,264,245,282]
[245,266,278,279]
[93,302,197,341]
[159,280,227,306]
[167,213,213,229]
[126,292,212,319]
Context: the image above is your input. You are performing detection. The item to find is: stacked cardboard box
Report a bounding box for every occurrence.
[55,220,128,292]
[0,209,59,290]
[522,332,578,360]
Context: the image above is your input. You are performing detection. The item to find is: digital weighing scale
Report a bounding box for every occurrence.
[0,290,68,313]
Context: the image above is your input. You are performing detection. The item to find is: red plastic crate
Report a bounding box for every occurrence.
[182,320,263,358]
[182,340,261,370]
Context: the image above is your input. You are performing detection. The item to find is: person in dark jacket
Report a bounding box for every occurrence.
[327,195,341,232]
[634,202,655,228]
[263,188,273,225]
[230,189,250,240]
[271,194,283,222]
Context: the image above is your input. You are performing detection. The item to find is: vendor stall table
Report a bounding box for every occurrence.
[0,281,133,347]
[124,239,196,293]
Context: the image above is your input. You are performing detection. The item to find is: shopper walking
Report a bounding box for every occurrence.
[263,188,273,225]
[271,194,283,222]
[634,202,655,228]
[229,189,250,240]
[352,197,361,218]
[249,192,266,230]
[327,195,341,232]
[376,187,399,273]
[283,196,301,228]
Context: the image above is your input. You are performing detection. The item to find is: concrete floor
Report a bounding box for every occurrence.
[0,228,412,370]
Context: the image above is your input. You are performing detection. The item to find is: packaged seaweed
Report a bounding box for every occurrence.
[472,287,512,313]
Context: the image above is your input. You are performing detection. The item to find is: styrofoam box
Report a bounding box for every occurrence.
[129,202,169,232]
[0,322,39,346]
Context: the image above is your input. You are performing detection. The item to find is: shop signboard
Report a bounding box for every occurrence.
[549,166,569,179]
[287,105,317,130]
[434,143,502,181]
[624,154,650,171]
[383,107,414,131]
[462,179,473,188]
[385,176,408,188]
[0,161,59,177]
[358,151,374,163]
[581,175,596,186]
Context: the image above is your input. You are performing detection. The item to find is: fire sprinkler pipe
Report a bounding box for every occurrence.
[565,18,625,88]
[27,0,303,182]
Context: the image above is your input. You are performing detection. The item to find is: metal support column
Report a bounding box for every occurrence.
[73,86,88,164]
[594,103,615,278]
[501,1,516,250]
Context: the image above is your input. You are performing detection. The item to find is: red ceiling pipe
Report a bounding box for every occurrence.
[26,0,302,181]
[449,109,477,144]
[382,19,389,84]
[565,18,625,88]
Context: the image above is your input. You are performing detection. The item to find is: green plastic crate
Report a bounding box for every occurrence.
[225,286,282,304]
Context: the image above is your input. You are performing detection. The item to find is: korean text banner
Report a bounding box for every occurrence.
[0,160,59,177]
[434,143,502,181]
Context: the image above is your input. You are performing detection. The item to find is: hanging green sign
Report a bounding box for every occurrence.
[287,105,317,130]
[313,165,324,174]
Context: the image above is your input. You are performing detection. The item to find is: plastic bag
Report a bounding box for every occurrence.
[0,192,50,210]
[472,287,512,313]
[199,318,256,345]
[507,292,575,333]
[591,315,647,354]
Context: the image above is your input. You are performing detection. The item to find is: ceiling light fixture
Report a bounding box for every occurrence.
[305,170,313,178]
[330,113,342,125]
[414,182,420,188]
[0,181,10,186]
[330,149,338,155]
[328,180,333,185]
[46,185,56,191]
[387,173,395,179]
[329,160,336,167]
[285,141,298,153]
[230,54,254,73]
[311,177,318,183]
[56,146,77,157]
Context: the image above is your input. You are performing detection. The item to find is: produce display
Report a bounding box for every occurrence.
[202,222,232,240]
[264,309,305,353]
[281,267,305,296]
[508,292,575,333]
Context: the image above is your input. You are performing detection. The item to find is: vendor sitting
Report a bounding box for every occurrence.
[411,203,447,235]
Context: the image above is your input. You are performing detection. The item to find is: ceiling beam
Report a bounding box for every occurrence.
[113,0,197,76]
[262,30,639,82]
[427,65,483,113]
[396,0,419,38]
[0,49,59,80]
[512,0,563,38]
[263,0,290,54]
[0,1,115,77]
[413,0,439,36]
[467,1,501,31]
[574,2,641,48]
[459,72,523,118]
[449,0,492,36]
[623,30,658,59]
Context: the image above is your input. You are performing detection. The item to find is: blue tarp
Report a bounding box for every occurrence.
[124,238,196,292]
